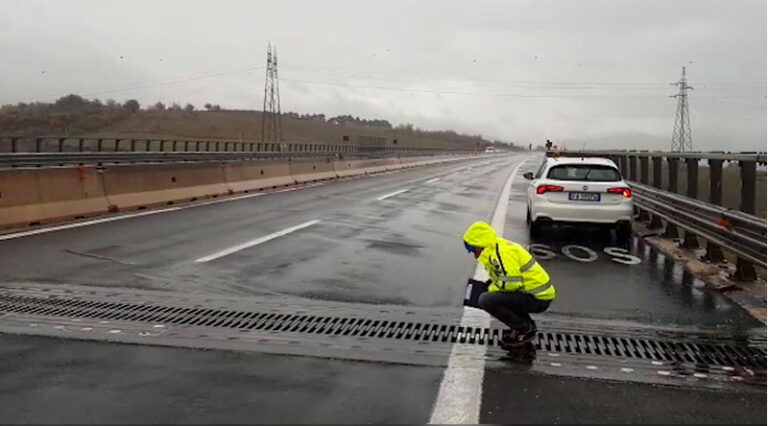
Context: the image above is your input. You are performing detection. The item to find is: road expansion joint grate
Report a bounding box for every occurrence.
[0,291,764,370]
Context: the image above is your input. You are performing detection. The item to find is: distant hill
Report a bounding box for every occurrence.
[0,95,519,151]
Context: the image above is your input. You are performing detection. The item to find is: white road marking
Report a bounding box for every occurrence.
[621,368,634,373]
[0,206,182,241]
[657,370,672,376]
[426,177,440,184]
[693,373,708,379]
[586,365,599,370]
[0,192,271,241]
[375,188,409,201]
[429,157,530,425]
[194,219,320,263]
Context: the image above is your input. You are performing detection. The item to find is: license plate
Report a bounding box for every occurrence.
[569,192,601,202]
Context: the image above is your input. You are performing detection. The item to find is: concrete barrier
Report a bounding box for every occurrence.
[289,159,338,183]
[1,153,483,230]
[0,167,109,228]
[332,159,388,177]
[225,161,294,192]
[102,163,229,210]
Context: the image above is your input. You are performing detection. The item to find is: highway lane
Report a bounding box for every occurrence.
[479,159,764,423]
[499,159,760,330]
[0,153,764,423]
[0,155,516,305]
[0,154,527,423]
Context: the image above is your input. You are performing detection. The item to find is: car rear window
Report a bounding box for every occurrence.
[547,165,621,181]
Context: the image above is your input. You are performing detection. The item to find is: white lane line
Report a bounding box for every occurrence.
[194,219,320,263]
[429,156,530,425]
[0,206,181,241]
[0,191,272,241]
[375,188,409,201]
[426,177,440,184]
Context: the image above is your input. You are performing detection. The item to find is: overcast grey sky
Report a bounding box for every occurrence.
[1,0,765,150]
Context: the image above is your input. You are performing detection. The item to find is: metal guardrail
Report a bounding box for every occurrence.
[0,135,477,155]
[552,149,766,280]
[631,182,767,268]
[561,150,767,163]
[0,151,467,168]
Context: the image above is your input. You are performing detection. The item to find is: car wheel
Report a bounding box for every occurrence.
[616,221,632,243]
[529,217,544,239]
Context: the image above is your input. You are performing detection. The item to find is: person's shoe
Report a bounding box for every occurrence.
[502,326,536,348]
[500,329,517,344]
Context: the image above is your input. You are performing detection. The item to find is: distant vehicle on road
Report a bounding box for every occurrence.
[524,156,633,240]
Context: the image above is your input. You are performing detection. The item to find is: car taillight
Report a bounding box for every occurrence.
[536,185,564,195]
[608,187,632,198]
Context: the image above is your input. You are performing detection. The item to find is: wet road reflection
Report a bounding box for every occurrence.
[526,224,760,331]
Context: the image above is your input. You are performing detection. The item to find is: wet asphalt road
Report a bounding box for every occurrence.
[0,154,764,424]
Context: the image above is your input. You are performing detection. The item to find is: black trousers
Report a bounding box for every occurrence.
[478,291,551,331]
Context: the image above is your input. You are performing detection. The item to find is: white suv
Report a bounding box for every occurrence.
[524,156,633,239]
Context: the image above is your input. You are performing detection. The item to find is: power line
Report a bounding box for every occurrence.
[281,76,761,99]
[280,62,766,91]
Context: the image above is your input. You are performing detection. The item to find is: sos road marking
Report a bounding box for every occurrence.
[529,243,642,265]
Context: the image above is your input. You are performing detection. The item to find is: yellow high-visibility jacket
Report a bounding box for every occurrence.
[463,221,555,300]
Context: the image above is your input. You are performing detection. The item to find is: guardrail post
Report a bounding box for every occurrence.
[628,155,637,181]
[739,160,757,215]
[115,139,121,151]
[682,158,700,249]
[636,155,651,221]
[668,157,679,193]
[35,138,42,152]
[57,138,65,152]
[130,139,137,152]
[704,159,725,263]
[664,157,680,237]
[733,160,758,281]
[11,137,18,153]
[96,138,103,152]
[648,156,664,229]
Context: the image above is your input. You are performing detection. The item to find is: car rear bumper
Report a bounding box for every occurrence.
[531,200,633,224]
